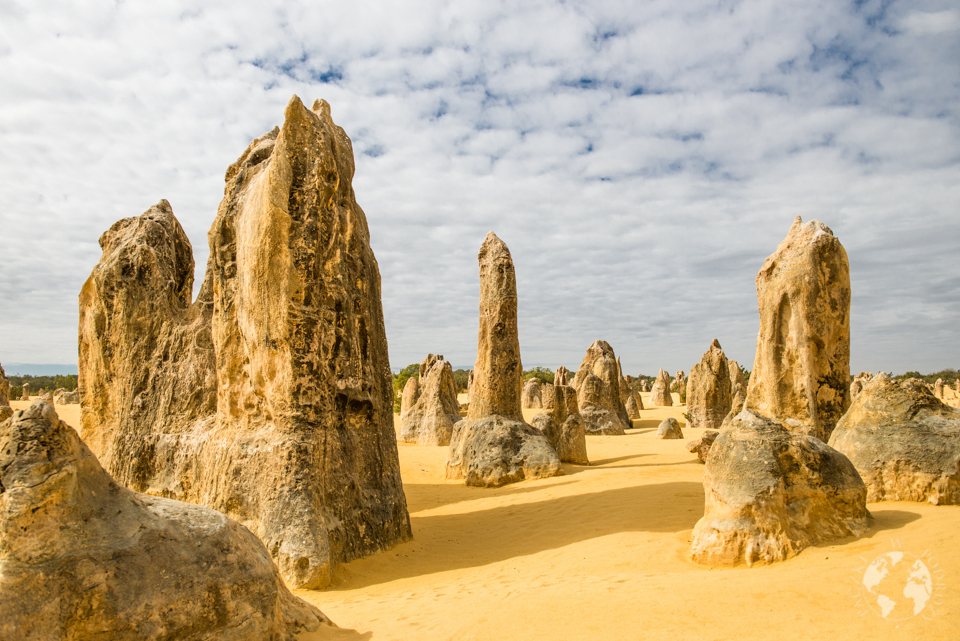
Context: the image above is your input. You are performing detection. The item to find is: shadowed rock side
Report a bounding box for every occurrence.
[0,363,9,422]
[649,369,673,407]
[532,376,588,464]
[828,375,960,504]
[0,362,8,406]
[78,96,411,589]
[617,356,643,418]
[690,410,869,566]
[0,402,330,640]
[571,341,630,435]
[446,233,560,487]
[686,339,733,431]
[522,378,543,409]
[744,217,851,442]
[400,355,460,446]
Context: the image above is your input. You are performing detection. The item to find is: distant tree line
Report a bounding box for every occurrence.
[895,369,957,386]
[6,374,78,399]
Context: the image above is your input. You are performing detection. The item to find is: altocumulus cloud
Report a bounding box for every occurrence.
[0,0,957,376]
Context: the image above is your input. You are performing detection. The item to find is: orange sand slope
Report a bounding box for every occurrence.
[305,392,958,640]
[15,397,957,639]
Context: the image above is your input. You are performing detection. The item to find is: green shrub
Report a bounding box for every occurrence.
[523,367,554,385]
[392,364,420,414]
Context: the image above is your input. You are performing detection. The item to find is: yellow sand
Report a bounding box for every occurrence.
[15,397,959,639]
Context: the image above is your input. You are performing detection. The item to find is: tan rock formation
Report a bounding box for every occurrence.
[727,360,746,397]
[850,379,863,399]
[446,233,560,487]
[656,417,683,439]
[617,356,643,419]
[21,383,28,402]
[625,393,643,418]
[672,371,686,393]
[0,362,8,407]
[400,355,461,446]
[571,341,630,435]
[649,369,673,406]
[686,430,719,463]
[0,364,9,423]
[641,380,651,393]
[729,389,745,417]
[77,96,411,589]
[522,378,543,409]
[690,409,869,566]
[0,401,330,640]
[743,217,851,442]
[532,371,588,464]
[686,339,733,431]
[554,366,568,385]
[400,376,420,416]
[828,375,960,504]
[935,378,944,399]
[54,390,80,405]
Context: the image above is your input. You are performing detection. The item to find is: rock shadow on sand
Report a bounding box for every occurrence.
[332,481,704,589]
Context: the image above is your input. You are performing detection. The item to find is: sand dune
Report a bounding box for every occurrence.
[13,395,958,639]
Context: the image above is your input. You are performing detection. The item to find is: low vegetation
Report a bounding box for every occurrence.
[894,369,957,386]
[6,374,78,399]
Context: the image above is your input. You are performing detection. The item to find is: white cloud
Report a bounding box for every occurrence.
[0,0,958,377]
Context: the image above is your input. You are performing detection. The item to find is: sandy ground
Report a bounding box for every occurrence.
[15,395,959,640]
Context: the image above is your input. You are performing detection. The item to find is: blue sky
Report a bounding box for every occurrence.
[0,0,958,376]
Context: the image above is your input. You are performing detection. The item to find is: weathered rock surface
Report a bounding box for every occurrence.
[522,378,543,409]
[656,417,683,439]
[54,390,80,405]
[77,96,411,589]
[0,362,8,407]
[21,383,29,402]
[400,355,460,446]
[727,360,746,397]
[555,365,570,386]
[618,356,643,418]
[828,375,960,504]
[641,380,651,393]
[625,393,642,418]
[672,371,686,393]
[534,375,588,464]
[686,339,733,431]
[686,430,719,463]
[744,217,851,442]
[0,401,330,640]
[571,341,630,435]
[690,410,869,566]
[649,369,673,406]
[729,389,745,418]
[0,365,9,422]
[850,379,863,399]
[446,233,560,486]
[935,378,944,399]
[400,375,420,417]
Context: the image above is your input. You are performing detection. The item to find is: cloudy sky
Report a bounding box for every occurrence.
[1,0,957,377]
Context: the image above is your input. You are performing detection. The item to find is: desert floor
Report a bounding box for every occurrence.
[20,394,959,640]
